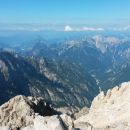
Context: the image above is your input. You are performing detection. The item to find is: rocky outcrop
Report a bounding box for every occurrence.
[74,107,89,119]
[33,115,66,130]
[75,81,130,130]
[0,95,57,129]
[2,81,130,130]
[0,95,94,130]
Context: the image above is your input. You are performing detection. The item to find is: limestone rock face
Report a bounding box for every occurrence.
[22,114,94,130]
[0,95,94,130]
[0,95,57,129]
[75,81,130,130]
[74,122,94,130]
[34,115,66,130]
[60,114,74,130]
[74,107,89,119]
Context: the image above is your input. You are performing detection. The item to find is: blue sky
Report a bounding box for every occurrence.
[0,0,130,30]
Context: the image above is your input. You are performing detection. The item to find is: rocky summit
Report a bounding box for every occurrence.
[0,95,58,129]
[75,81,130,130]
[0,95,93,130]
[1,81,130,130]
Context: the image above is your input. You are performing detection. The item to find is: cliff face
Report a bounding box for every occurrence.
[75,81,130,130]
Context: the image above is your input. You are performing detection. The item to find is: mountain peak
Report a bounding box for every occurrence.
[75,81,130,129]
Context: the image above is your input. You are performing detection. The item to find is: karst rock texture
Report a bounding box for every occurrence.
[0,95,94,130]
[75,81,130,130]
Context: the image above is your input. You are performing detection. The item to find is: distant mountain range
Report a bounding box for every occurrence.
[26,35,130,91]
[0,33,130,108]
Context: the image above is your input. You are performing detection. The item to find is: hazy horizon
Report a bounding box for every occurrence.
[0,0,130,31]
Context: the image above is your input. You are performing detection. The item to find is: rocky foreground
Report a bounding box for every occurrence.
[75,81,130,130]
[0,81,130,130]
[0,95,93,130]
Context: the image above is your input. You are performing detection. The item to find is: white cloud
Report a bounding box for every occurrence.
[64,25,104,32]
[64,25,73,32]
[82,27,104,31]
